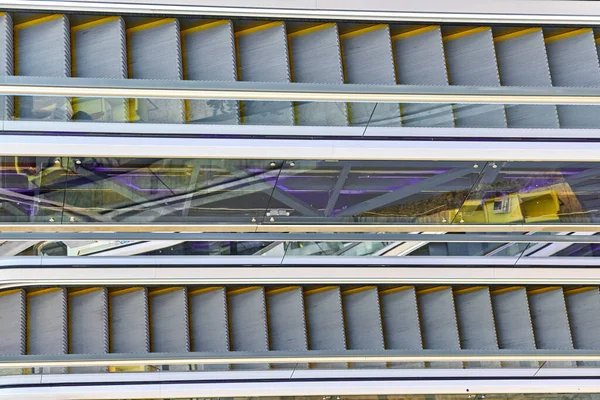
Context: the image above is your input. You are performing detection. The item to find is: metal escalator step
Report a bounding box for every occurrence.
[228,287,269,370]
[149,288,190,353]
[189,287,229,371]
[342,287,385,368]
[380,287,423,368]
[127,18,185,123]
[305,286,347,368]
[416,286,462,368]
[392,26,454,128]
[15,15,71,121]
[109,288,149,353]
[454,287,500,368]
[183,20,239,124]
[443,27,507,128]
[72,17,128,122]
[340,25,401,127]
[236,22,294,126]
[28,288,67,374]
[266,287,308,369]
[69,288,108,373]
[528,287,575,367]
[494,28,559,128]
[0,13,13,120]
[289,23,347,126]
[0,289,25,356]
[545,28,600,128]
[565,287,600,366]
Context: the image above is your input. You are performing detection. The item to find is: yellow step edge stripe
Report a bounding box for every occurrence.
[490,286,525,295]
[340,24,388,39]
[15,14,64,30]
[68,287,104,297]
[342,286,377,295]
[545,28,592,43]
[392,25,439,41]
[109,287,144,296]
[235,21,282,37]
[188,287,223,296]
[528,286,561,295]
[149,287,184,296]
[27,287,63,297]
[288,23,336,39]
[379,286,414,295]
[0,288,23,298]
[127,18,175,33]
[417,286,452,295]
[494,27,541,43]
[228,286,262,296]
[267,286,301,295]
[564,286,599,296]
[71,16,121,32]
[304,286,339,295]
[181,20,230,35]
[454,286,489,295]
[443,26,490,42]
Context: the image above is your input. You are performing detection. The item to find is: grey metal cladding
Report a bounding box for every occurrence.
[266,287,308,351]
[565,288,600,350]
[236,22,293,125]
[444,27,507,128]
[110,288,150,353]
[494,28,559,128]
[342,287,385,351]
[305,287,347,351]
[184,20,239,124]
[28,289,68,356]
[393,26,453,128]
[417,288,461,350]
[0,289,25,356]
[150,288,190,353]
[529,288,574,350]
[290,24,348,126]
[189,288,230,353]
[341,25,401,126]
[546,29,600,128]
[69,288,109,355]
[74,18,127,79]
[128,19,185,123]
[228,287,269,352]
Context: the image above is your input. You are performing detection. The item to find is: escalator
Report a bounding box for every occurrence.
[1,284,599,368]
[1,13,600,127]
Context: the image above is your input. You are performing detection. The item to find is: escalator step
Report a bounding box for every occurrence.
[236,22,294,126]
[380,286,423,368]
[494,28,559,128]
[228,287,269,369]
[183,20,239,124]
[266,287,308,369]
[0,289,25,356]
[289,23,347,126]
[491,287,537,368]
[305,286,347,368]
[15,15,71,121]
[443,27,507,128]
[150,287,190,353]
[392,25,454,128]
[69,288,108,373]
[417,286,462,368]
[72,17,128,122]
[342,287,385,368]
[545,28,600,128]
[528,287,575,367]
[0,13,13,119]
[454,287,500,368]
[340,25,401,127]
[110,287,149,353]
[127,18,185,123]
[565,287,600,366]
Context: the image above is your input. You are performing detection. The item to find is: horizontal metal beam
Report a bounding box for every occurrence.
[1,349,599,368]
[0,232,597,243]
[3,76,600,104]
[5,0,600,26]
